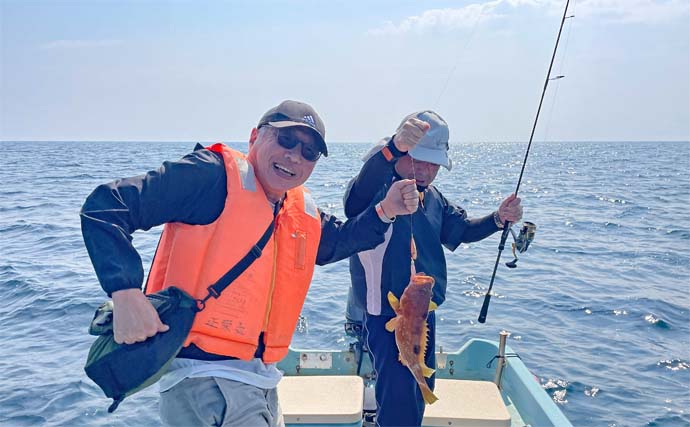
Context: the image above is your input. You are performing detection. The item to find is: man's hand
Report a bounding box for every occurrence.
[393,118,431,153]
[498,193,523,224]
[380,179,419,217]
[112,288,169,344]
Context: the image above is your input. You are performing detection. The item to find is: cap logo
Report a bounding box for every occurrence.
[302,115,316,127]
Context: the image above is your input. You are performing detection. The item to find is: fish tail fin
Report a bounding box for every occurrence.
[420,384,439,405]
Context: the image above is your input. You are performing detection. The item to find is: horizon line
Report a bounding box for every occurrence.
[2,139,689,144]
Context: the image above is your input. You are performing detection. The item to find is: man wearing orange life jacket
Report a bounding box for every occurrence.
[80,100,420,427]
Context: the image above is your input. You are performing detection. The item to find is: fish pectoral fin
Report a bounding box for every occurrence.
[421,363,435,378]
[428,301,438,312]
[385,317,399,332]
[387,292,400,311]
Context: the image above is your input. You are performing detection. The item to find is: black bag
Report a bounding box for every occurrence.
[84,286,197,413]
[85,212,277,413]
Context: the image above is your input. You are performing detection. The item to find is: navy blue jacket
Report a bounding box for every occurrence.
[81,145,390,297]
[344,140,500,317]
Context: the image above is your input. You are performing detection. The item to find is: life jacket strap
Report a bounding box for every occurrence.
[195,204,279,311]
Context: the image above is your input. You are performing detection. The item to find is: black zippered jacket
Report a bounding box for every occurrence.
[80,145,390,297]
[344,139,500,317]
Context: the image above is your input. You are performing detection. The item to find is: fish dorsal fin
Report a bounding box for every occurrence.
[429,301,438,312]
[385,317,399,332]
[419,319,429,364]
[387,291,400,312]
[419,320,436,378]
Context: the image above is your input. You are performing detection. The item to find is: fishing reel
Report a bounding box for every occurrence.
[505,221,536,269]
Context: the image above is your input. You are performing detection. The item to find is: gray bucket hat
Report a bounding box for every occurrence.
[398,110,452,171]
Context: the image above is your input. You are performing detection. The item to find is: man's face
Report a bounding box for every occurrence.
[248,126,319,202]
[395,155,441,187]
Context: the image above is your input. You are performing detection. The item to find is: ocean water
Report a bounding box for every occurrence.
[0,140,688,427]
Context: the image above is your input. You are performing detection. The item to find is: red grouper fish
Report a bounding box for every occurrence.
[386,273,439,404]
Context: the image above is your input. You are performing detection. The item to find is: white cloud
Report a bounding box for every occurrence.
[368,1,505,36]
[575,0,689,23]
[368,0,688,35]
[40,39,122,50]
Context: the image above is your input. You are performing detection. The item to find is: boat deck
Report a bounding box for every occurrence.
[277,339,571,427]
[278,376,516,427]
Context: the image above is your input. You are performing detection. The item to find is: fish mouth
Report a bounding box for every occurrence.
[412,273,435,287]
[273,162,296,177]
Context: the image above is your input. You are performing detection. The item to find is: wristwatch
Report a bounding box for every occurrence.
[493,211,505,229]
[375,202,396,223]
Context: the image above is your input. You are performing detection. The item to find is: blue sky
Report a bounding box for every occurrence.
[1,0,688,142]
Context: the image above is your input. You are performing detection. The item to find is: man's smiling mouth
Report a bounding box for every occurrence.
[273,162,296,177]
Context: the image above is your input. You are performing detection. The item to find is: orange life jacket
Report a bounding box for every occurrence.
[145,143,322,363]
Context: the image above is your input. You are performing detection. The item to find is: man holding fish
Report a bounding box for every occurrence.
[344,111,523,426]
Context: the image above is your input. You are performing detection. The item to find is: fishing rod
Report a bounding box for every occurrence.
[478,0,573,324]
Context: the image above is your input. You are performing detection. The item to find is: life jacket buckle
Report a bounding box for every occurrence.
[196,286,220,312]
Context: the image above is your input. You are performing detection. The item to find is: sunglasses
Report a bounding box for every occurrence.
[273,129,323,162]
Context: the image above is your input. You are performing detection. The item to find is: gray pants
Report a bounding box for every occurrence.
[159,377,284,427]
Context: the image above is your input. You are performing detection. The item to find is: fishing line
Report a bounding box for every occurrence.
[423,5,488,273]
[433,5,487,110]
[478,0,573,324]
[410,157,417,274]
[542,2,575,144]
